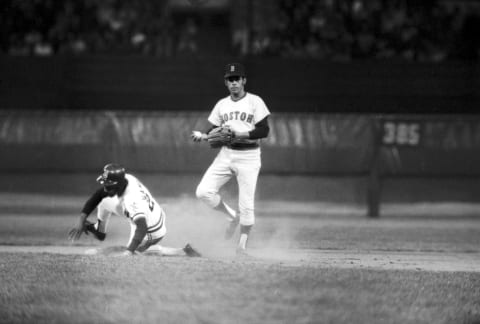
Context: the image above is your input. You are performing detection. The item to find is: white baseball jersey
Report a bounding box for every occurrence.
[197,92,270,227]
[208,92,270,145]
[97,174,166,240]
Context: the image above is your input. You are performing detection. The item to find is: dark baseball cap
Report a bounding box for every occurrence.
[224,63,246,78]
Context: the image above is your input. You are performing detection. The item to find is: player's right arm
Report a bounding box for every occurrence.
[81,187,109,215]
[191,124,218,142]
[68,188,108,242]
[191,100,223,142]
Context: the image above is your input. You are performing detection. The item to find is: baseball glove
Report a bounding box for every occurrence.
[207,126,233,148]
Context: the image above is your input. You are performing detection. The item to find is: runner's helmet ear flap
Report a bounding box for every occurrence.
[97,163,126,195]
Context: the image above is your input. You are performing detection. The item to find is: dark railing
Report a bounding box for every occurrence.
[1,56,479,113]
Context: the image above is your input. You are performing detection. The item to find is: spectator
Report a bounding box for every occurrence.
[1,0,479,61]
[176,18,198,55]
[231,23,249,56]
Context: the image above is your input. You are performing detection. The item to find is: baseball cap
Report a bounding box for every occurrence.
[224,63,246,78]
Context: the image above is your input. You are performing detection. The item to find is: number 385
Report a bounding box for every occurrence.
[382,122,420,146]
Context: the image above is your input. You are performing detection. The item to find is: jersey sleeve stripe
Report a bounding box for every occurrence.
[147,210,165,233]
[131,213,146,221]
[147,217,164,234]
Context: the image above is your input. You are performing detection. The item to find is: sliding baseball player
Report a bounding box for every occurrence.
[68,163,201,257]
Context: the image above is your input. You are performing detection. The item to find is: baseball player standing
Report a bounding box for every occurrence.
[191,62,271,255]
[68,163,201,257]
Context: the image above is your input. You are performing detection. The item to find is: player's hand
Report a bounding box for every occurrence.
[68,226,86,242]
[68,214,90,242]
[191,131,207,142]
[112,250,135,257]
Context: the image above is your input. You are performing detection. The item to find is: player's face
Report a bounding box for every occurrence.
[225,76,246,96]
[103,184,119,197]
[103,180,127,197]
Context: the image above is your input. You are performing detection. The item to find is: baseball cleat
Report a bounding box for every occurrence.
[183,244,201,257]
[224,216,239,240]
[235,247,254,259]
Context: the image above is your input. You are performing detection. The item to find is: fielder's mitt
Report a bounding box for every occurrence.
[207,126,233,148]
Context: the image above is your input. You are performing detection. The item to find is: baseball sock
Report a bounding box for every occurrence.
[215,200,237,220]
[238,225,252,250]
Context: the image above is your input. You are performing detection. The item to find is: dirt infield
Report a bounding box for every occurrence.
[1,245,479,272]
[1,193,480,273]
[1,193,480,323]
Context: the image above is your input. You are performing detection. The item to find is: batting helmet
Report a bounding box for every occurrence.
[96,164,128,197]
[97,163,126,186]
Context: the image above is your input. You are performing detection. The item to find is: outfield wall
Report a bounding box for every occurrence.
[1,110,480,176]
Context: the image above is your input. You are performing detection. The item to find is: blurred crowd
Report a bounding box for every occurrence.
[2,0,480,61]
[1,0,177,57]
[243,0,480,61]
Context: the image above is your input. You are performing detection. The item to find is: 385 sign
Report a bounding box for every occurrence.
[381,121,422,146]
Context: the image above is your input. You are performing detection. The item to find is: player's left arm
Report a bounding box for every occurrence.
[125,215,148,255]
[233,116,270,140]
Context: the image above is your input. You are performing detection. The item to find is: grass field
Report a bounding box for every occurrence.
[1,192,480,324]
